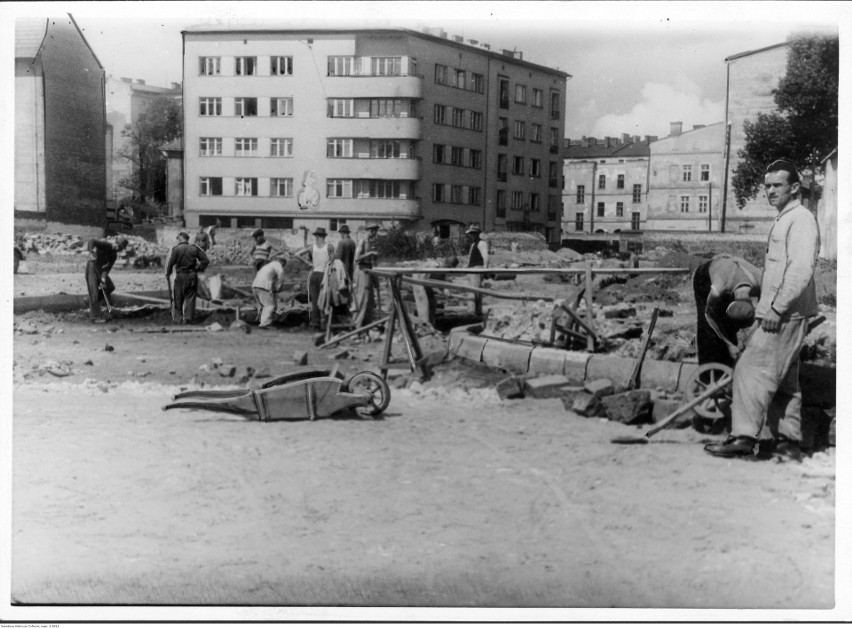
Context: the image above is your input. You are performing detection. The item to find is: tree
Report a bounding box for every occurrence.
[731,33,838,209]
[119,95,182,205]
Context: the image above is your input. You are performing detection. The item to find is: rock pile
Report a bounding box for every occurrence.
[18,232,168,263]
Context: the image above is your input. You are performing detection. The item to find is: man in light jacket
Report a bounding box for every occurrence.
[705,159,820,460]
[251,253,288,328]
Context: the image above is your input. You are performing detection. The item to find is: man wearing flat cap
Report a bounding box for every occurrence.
[166,230,209,324]
[706,158,820,460]
[465,224,489,316]
[334,224,356,281]
[353,223,381,327]
[295,227,335,330]
[85,235,129,321]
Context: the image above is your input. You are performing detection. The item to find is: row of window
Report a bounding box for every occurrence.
[573,213,642,231]
[575,184,643,204]
[494,190,543,217]
[499,117,561,146]
[199,177,413,199]
[198,96,418,118]
[200,137,294,157]
[433,144,482,169]
[679,195,710,213]
[498,155,561,183]
[499,78,560,119]
[199,55,413,77]
[431,184,482,206]
[681,164,712,182]
[434,64,485,93]
[433,104,483,131]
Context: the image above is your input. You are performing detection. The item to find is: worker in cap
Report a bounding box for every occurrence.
[293,226,336,330]
[352,222,382,327]
[692,253,762,366]
[84,234,129,322]
[334,223,356,281]
[465,224,489,317]
[251,251,290,328]
[166,229,210,324]
[250,228,274,272]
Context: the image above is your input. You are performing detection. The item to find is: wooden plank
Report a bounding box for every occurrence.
[370,266,690,276]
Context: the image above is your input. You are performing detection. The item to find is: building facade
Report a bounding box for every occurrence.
[181,27,568,244]
[15,15,107,232]
[105,75,182,205]
[646,122,726,231]
[723,42,790,233]
[562,134,653,234]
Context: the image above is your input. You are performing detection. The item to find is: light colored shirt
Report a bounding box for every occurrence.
[251,260,286,292]
[311,242,332,272]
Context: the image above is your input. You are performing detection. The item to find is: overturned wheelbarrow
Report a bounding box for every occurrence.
[684,362,733,433]
[163,367,390,420]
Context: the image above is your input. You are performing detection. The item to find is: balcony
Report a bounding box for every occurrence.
[326,75,423,99]
[323,198,421,220]
[324,158,420,180]
[326,116,422,139]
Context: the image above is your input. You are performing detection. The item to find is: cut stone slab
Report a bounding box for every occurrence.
[572,391,603,417]
[601,389,654,424]
[496,375,526,400]
[481,341,533,375]
[585,378,614,398]
[524,374,571,399]
[558,385,586,410]
[293,351,309,365]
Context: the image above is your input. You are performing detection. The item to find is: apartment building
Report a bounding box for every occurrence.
[562,134,654,234]
[181,26,568,244]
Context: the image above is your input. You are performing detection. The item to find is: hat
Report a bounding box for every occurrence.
[313,227,328,237]
[337,224,350,234]
[366,222,381,230]
[115,235,129,248]
[465,224,482,234]
[251,228,264,238]
[726,299,755,322]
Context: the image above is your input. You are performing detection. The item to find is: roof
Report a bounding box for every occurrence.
[15,17,48,59]
[182,25,571,79]
[564,141,651,160]
[160,138,184,152]
[650,121,725,144]
[725,41,788,62]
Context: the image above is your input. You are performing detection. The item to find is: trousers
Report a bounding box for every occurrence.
[731,318,807,442]
[173,273,198,323]
[309,271,324,329]
[85,261,115,318]
[253,288,277,327]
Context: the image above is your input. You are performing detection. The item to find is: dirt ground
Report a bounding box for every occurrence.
[6,253,843,619]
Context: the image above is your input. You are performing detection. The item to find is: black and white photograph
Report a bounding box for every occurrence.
[2,0,849,623]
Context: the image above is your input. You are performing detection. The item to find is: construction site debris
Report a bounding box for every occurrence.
[104,344,114,352]
[601,389,654,425]
[523,374,571,399]
[293,351,309,365]
[585,378,615,397]
[571,391,603,417]
[218,364,237,377]
[496,375,525,400]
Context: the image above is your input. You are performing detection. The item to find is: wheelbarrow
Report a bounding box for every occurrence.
[163,367,391,420]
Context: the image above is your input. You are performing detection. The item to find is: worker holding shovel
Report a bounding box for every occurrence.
[85,235,128,322]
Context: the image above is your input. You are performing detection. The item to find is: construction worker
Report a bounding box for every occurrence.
[85,235,128,321]
[295,227,335,330]
[334,224,357,281]
[194,228,211,252]
[465,223,489,316]
[250,228,274,272]
[692,253,762,367]
[251,253,288,328]
[353,222,381,327]
[166,231,209,324]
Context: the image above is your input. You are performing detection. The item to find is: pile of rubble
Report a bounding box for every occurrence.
[17,232,168,263]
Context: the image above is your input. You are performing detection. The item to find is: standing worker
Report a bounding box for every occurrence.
[250,228,274,272]
[251,253,288,328]
[295,227,335,330]
[166,231,210,325]
[194,228,211,252]
[204,219,221,248]
[465,224,489,316]
[692,253,762,367]
[705,159,820,460]
[335,224,357,281]
[353,222,381,327]
[85,235,128,321]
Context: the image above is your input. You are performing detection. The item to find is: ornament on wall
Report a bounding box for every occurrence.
[297,170,321,210]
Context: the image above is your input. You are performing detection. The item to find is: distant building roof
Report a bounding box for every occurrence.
[725,41,788,62]
[563,136,653,160]
[15,17,48,59]
[160,138,184,152]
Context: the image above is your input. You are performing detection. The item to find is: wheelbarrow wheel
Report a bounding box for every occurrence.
[344,371,391,417]
[685,362,733,433]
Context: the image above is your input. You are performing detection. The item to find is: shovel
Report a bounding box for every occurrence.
[100,285,113,314]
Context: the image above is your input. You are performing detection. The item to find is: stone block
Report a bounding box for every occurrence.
[572,391,603,417]
[601,389,654,425]
[496,375,526,400]
[332,349,350,360]
[481,341,532,374]
[562,351,591,384]
[293,351,309,365]
[523,374,571,399]
[558,385,586,410]
[527,347,568,377]
[586,355,634,385]
[638,359,684,392]
[604,306,637,319]
[218,364,237,377]
[585,378,614,397]
[452,333,489,363]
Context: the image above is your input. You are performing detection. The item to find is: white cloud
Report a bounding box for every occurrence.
[591,77,724,139]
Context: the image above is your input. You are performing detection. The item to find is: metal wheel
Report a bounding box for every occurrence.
[685,362,733,421]
[344,371,391,416]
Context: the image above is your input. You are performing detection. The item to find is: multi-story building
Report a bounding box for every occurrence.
[181,26,568,244]
[646,121,726,231]
[105,75,182,205]
[723,42,790,232]
[15,14,106,233]
[562,134,654,234]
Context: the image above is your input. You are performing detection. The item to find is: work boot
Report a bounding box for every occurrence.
[704,435,758,458]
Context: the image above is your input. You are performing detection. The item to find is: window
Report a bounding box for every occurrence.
[327,138,353,158]
[329,218,347,231]
[235,57,256,76]
[433,183,446,203]
[515,84,527,104]
[433,144,446,164]
[434,104,446,124]
[597,202,605,218]
[698,195,708,213]
[451,107,465,128]
[471,73,485,94]
[450,185,463,204]
[617,174,625,189]
[199,97,221,116]
[700,164,710,181]
[497,154,507,181]
[435,64,448,85]
[631,212,641,231]
[234,138,258,157]
[270,138,293,157]
[633,184,642,203]
[511,191,524,210]
[234,97,257,117]
[270,178,293,196]
[512,156,524,175]
[368,180,401,199]
[532,88,543,108]
[513,120,525,140]
[371,57,401,76]
[328,56,355,76]
[235,178,258,196]
[598,174,606,190]
[499,117,509,145]
[616,202,624,217]
[370,99,409,118]
[530,158,541,177]
[575,212,584,231]
[682,165,692,182]
[199,177,222,196]
[550,91,561,119]
[199,57,220,76]
[455,69,466,90]
[529,192,540,212]
[576,185,585,204]
[530,123,542,142]
[468,149,482,169]
[548,161,559,187]
[468,187,481,206]
[328,99,354,117]
[371,139,400,159]
[470,111,483,131]
[450,146,464,166]
[499,78,510,108]
[680,195,690,212]
[199,137,222,156]
[550,127,560,147]
[271,56,293,76]
[327,179,353,198]
[496,190,507,217]
[271,97,293,117]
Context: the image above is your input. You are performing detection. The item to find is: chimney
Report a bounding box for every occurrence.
[468,39,478,46]
[502,49,514,57]
[480,43,490,50]
[605,136,613,147]
[171,82,181,90]
[693,124,705,130]
[135,79,146,85]
[632,135,640,143]
[670,121,683,136]
[621,133,630,144]
[453,35,464,43]
[120,76,132,83]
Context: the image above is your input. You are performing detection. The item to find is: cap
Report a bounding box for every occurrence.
[726,299,755,322]
[465,224,482,234]
[313,227,328,237]
[337,224,350,234]
[115,235,129,248]
[251,228,264,238]
[366,222,381,230]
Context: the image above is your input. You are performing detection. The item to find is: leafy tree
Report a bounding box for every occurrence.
[119,95,182,204]
[732,33,838,209]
